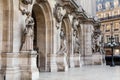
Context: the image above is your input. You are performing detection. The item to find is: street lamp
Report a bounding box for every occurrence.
[107,23,118,67]
[107,36,117,66]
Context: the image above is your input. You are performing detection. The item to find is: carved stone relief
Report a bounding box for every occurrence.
[19,0,33,15]
[56,28,67,56]
[72,18,80,55]
[72,18,79,32]
[73,31,80,54]
[54,4,66,29]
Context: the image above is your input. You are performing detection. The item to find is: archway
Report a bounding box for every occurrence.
[61,17,71,68]
[32,2,53,71]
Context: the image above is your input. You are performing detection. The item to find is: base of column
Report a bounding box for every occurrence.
[50,54,57,72]
[92,53,103,65]
[73,54,81,67]
[20,51,39,80]
[69,55,74,68]
[0,53,20,80]
[5,67,21,80]
[74,53,80,67]
[56,54,68,72]
[83,55,93,65]
[21,69,39,80]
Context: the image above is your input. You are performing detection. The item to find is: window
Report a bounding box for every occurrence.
[98,14,101,18]
[114,22,119,31]
[114,49,120,55]
[114,0,119,8]
[106,13,109,18]
[100,25,104,32]
[114,11,118,15]
[114,34,119,42]
[105,24,111,32]
[104,13,110,18]
[106,35,110,43]
[98,4,103,11]
[105,2,111,10]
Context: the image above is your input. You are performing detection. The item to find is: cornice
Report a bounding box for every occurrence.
[61,0,79,13]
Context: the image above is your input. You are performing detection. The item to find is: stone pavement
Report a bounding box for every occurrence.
[38,65,120,80]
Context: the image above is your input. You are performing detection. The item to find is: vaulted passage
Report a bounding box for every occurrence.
[32,4,46,71]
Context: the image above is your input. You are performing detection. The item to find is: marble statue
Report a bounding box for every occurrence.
[55,4,63,23]
[91,33,95,52]
[73,31,80,54]
[57,28,67,55]
[54,4,64,29]
[20,13,34,51]
[72,18,78,32]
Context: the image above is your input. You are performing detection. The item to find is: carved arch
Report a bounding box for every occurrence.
[61,16,72,66]
[32,1,53,71]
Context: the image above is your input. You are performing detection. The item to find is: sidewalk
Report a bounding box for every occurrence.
[38,65,120,80]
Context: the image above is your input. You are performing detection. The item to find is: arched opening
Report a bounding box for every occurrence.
[61,18,71,68]
[32,2,53,71]
[32,4,46,71]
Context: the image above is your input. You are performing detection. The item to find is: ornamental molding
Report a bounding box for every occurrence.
[54,3,66,29]
[54,4,65,23]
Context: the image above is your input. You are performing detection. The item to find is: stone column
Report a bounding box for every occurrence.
[20,51,39,80]
[69,29,75,68]
[50,54,57,72]
[56,54,68,72]
[84,24,93,65]
[0,53,20,80]
[0,53,4,80]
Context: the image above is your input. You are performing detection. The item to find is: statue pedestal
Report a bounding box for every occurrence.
[69,55,74,68]
[56,54,68,71]
[73,54,81,67]
[20,51,39,80]
[92,52,103,65]
[50,54,57,72]
[0,53,20,80]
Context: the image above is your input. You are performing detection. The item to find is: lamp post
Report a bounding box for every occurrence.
[107,23,117,67]
[107,36,117,66]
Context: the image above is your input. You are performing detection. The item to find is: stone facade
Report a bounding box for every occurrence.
[0,0,99,80]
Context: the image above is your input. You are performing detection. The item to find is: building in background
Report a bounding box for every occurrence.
[96,0,120,55]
